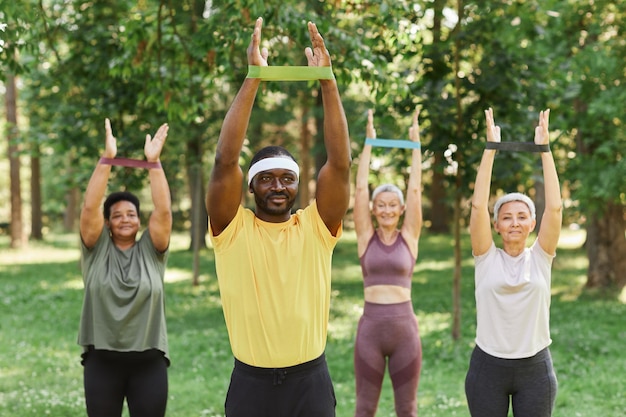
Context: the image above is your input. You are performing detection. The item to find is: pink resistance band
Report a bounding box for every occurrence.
[99,157,162,169]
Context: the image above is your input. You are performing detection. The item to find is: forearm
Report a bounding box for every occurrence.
[355,146,372,192]
[81,164,110,217]
[404,149,423,231]
[215,78,261,164]
[406,149,422,196]
[149,166,172,220]
[148,166,172,252]
[541,151,563,216]
[469,149,496,253]
[80,162,110,243]
[471,149,496,210]
[320,79,351,168]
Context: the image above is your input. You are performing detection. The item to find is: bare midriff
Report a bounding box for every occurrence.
[364,285,411,304]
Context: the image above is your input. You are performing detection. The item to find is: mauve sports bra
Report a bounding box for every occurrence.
[359,232,416,289]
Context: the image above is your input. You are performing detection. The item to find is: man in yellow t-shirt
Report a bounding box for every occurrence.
[206,17,351,417]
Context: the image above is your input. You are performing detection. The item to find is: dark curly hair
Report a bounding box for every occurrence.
[103,191,140,220]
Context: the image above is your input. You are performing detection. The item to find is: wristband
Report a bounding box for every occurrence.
[485,142,550,153]
[365,138,421,149]
[246,65,335,81]
[99,157,162,169]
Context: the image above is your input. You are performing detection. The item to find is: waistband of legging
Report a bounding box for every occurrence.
[473,345,552,367]
[234,353,326,380]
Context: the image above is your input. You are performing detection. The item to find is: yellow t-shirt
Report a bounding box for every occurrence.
[209,201,341,368]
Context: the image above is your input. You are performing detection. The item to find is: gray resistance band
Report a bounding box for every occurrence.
[485,142,550,152]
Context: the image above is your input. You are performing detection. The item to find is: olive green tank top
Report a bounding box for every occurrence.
[78,228,169,361]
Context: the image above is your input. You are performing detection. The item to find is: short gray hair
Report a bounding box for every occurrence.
[493,192,536,221]
[371,184,404,205]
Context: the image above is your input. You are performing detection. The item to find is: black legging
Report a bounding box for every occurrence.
[465,346,557,417]
[83,348,168,417]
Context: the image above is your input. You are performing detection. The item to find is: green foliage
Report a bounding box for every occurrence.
[2,1,624,254]
[1,230,626,416]
[0,1,41,74]
[536,0,626,213]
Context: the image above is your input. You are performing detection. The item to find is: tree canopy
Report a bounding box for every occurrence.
[1,0,624,290]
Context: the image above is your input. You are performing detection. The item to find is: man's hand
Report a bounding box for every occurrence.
[305,21,331,67]
[247,17,269,67]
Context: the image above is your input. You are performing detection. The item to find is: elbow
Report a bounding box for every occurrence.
[471,200,485,213]
[339,154,352,172]
[213,150,241,172]
[355,182,369,194]
[154,207,173,223]
[546,202,563,219]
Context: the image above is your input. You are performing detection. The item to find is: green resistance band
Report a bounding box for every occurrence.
[365,138,421,149]
[99,157,162,169]
[247,65,335,81]
[485,142,550,153]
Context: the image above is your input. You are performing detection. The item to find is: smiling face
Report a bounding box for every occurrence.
[250,168,299,222]
[493,200,536,243]
[371,191,405,229]
[105,200,141,241]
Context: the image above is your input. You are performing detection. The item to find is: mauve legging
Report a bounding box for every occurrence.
[82,349,168,417]
[465,346,558,417]
[354,301,422,417]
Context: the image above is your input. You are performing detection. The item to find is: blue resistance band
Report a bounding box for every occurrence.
[365,138,421,149]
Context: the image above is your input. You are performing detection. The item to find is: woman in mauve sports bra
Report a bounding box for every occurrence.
[352,108,423,417]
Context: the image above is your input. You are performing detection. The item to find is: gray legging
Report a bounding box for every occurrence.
[465,346,557,417]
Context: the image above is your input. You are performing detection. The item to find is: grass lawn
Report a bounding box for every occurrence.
[1,229,624,416]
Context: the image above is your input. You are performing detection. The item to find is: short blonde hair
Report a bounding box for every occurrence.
[493,192,536,221]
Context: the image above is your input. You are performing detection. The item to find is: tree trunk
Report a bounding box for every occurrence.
[63,187,80,232]
[6,72,24,248]
[452,183,462,340]
[451,0,463,341]
[187,139,208,246]
[585,202,626,290]
[572,98,626,290]
[429,153,450,233]
[427,0,450,234]
[30,152,43,239]
[187,140,209,286]
[187,158,208,286]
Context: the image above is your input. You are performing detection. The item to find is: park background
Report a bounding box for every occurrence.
[1,1,625,416]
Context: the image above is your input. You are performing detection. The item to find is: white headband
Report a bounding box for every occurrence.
[247,157,300,186]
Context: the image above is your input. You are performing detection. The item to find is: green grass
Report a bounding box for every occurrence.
[1,229,625,416]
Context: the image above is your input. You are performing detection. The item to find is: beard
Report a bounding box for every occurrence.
[254,192,296,217]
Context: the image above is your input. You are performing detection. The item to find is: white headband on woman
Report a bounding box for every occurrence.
[247,157,300,186]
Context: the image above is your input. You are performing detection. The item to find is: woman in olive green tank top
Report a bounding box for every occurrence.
[78,118,172,417]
